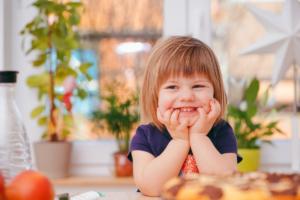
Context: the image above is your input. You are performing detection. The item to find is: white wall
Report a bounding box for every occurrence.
[0,0,4,69]
[3,0,42,144]
[3,0,12,70]
[163,0,188,37]
[163,0,211,46]
[260,139,300,172]
[69,139,299,175]
[70,140,118,176]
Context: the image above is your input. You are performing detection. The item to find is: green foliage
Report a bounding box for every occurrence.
[227,78,284,149]
[92,82,140,153]
[21,0,91,141]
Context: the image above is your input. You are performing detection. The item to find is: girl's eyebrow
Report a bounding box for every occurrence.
[193,79,211,83]
[164,80,178,83]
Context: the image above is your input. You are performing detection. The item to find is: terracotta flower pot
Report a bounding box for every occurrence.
[34,141,72,179]
[113,152,133,177]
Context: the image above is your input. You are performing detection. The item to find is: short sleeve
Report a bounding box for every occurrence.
[127,126,154,161]
[215,121,243,163]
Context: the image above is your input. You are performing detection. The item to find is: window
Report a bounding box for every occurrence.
[211,0,294,138]
[71,0,163,140]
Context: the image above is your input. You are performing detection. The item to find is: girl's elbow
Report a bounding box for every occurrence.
[223,169,236,175]
[139,186,161,197]
[135,179,162,197]
[139,188,161,197]
[221,165,237,175]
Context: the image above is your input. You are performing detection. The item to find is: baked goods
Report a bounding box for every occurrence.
[162,172,300,200]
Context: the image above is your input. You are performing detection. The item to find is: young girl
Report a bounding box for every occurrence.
[128,36,242,196]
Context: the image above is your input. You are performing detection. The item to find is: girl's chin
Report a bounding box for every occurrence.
[179,116,198,126]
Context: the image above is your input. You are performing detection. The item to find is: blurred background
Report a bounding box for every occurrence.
[1,0,299,193]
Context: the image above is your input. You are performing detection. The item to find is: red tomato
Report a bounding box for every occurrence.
[0,172,5,200]
[6,170,54,200]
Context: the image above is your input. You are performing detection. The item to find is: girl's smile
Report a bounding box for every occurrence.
[177,107,198,117]
[158,74,214,124]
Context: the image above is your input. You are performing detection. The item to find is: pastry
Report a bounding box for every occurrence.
[162,172,300,200]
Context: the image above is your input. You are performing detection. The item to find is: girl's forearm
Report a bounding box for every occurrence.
[190,134,236,175]
[138,139,189,196]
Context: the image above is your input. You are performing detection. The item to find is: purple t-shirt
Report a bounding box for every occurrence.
[128,119,242,163]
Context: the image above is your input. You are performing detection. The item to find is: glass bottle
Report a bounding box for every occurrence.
[0,71,32,182]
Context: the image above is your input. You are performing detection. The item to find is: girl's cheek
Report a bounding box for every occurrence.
[158,100,173,113]
[203,92,214,102]
[158,106,166,115]
[199,93,214,113]
[203,103,211,113]
[198,100,212,113]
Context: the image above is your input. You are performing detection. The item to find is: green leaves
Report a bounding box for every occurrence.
[27,73,49,100]
[31,105,45,118]
[243,78,259,119]
[33,52,47,67]
[21,0,90,141]
[79,63,92,74]
[246,103,257,118]
[92,82,140,152]
[69,12,80,25]
[227,77,283,149]
[38,116,47,126]
[245,78,259,103]
[77,88,88,99]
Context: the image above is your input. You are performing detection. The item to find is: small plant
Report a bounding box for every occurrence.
[227,77,284,149]
[92,82,139,153]
[20,0,92,141]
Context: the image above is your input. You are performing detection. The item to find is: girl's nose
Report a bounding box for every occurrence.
[179,88,195,101]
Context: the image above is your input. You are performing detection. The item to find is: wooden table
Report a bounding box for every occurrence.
[53,176,162,199]
[53,176,135,187]
[53,176,136,194]
[95,192,162,200]
[56,192,162,200]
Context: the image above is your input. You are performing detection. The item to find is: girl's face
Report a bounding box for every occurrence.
[158,74,214,125]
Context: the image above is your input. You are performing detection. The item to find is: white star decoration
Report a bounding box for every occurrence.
[241,0,300,86]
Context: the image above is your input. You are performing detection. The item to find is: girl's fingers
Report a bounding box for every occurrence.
[157,108,173,124]
[157,108,169,123]
[170,109,180,126]
[197,107,206,119]
[208,99,221,120]
[164,108,173,123]
[157,108,165,123]
[188,116,198,127]
[178,118,189,130]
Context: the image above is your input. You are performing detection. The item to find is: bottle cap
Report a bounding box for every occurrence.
[0,71,19,83]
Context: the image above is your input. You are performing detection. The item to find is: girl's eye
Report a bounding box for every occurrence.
[193,84,205,88]
[165,85,177,89]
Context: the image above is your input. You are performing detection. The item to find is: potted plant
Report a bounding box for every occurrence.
[20,0,91,178]
[227,77,284,172]
[92,81,139,177]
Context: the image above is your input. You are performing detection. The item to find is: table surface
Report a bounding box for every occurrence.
[53,176,135,187]
[56,192,162,200]
[96,192,161,200]
[54,177,162,199]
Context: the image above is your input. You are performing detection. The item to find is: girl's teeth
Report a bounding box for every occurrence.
[180,108,194,112]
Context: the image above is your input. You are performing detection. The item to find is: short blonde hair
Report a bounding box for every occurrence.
[141,36,227,130]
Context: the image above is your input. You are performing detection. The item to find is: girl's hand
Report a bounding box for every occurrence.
[157,108,189,141]
[189,99,221,135]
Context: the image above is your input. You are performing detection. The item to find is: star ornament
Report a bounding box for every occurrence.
[240,0,300,86]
